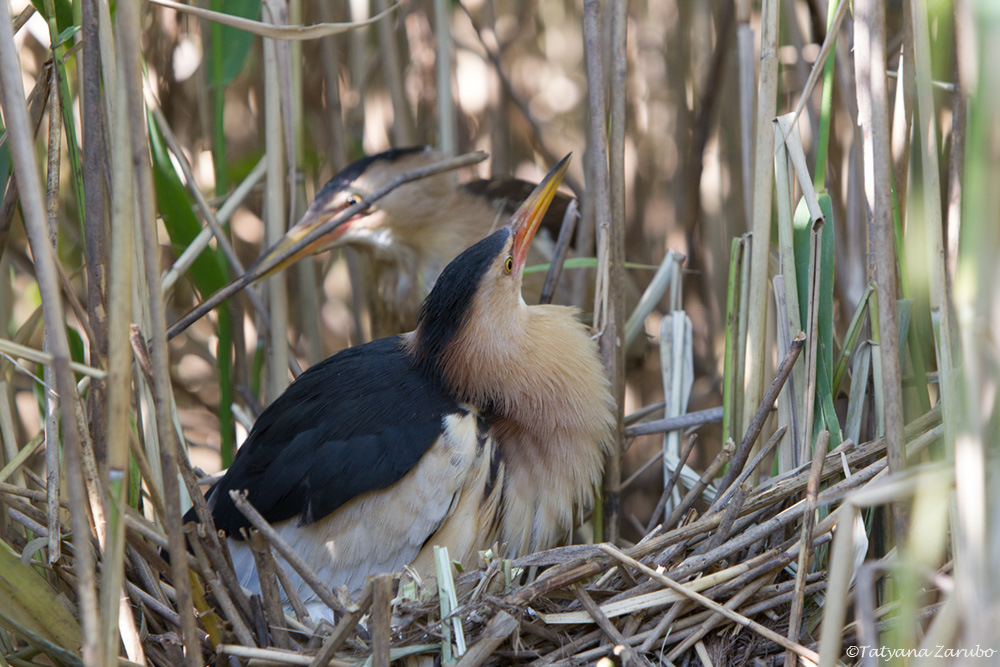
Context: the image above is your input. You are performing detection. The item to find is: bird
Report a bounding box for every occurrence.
[193,155,614,619]
[254,146,576,338]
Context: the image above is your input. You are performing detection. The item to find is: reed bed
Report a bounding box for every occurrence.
[0,0,996,665]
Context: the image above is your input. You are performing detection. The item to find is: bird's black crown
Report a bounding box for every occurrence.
[314,146,428,202]
[412,228,510,375]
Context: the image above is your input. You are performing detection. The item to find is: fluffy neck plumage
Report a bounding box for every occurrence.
[432,300,615,553]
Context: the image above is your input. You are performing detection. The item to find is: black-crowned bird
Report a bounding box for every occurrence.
[257,146,575,338]
[195,156,613,618]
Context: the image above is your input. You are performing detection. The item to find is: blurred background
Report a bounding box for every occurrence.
[5,0,943,534]
[2,0,998,662]
[7,0,776,538]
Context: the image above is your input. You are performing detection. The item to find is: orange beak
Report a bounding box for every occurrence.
[249,196,364,281]
[508,154,571,272]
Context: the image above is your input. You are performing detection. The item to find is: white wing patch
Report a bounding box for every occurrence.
[228,408,499,620]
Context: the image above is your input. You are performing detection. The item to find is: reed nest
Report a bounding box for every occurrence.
[0,402,944,666]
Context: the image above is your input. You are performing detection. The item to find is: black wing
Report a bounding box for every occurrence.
[198,337,459,535]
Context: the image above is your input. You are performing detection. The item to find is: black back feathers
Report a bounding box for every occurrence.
[195,207,510,537]
[195,337,458,535]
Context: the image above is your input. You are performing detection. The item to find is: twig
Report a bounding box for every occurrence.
[221,643,352,666]
[80,0,109,551]
[262,5,291,395]
[720,332,805,494]
[644,432,699,534]
[147,0,394,37]
[167,151,488,338]
[307,581,374,667]
[625,406,724,438]
[371,573,393,667]
[188,528,256,647]
[582,0,621,544]
[800,219,823,461]
[0,6,103,664]
[148,106,275,339]
[119,1,205,662]
[709,425,787,513]
[43,58,62,565]
[125,581,209,645]
[706,483,749,552]
[785,429,831,666]
[667,569,775,661]
[735,0,754,226]
[0,480,66,505]
[572,584,651,667]
[661,439,734,530]
[620,447,664,491]
[229,490,347,616]
[740,0,779,454]
[625,401,665,426]
[599,544,821,664]
[539,199,579,305]
[374,0,414,144]
[272,557,313,625]
[249,530,293,649]
[454,2,584,198]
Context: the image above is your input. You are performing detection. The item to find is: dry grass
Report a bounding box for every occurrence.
[0,0,996,665]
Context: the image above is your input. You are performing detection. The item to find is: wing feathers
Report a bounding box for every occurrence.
[200,337,459,534]
[229,409,499,609]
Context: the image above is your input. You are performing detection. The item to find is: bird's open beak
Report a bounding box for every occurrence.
[509,154,571,271]
[249,197,359,281]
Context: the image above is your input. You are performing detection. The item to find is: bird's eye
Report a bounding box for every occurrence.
[345,194,361,207]
[503,255,514,274]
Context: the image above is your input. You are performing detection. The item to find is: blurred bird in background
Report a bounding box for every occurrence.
[191,156,614,618]
[254,146,577,338]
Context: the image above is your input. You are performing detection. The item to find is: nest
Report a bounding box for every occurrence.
[0,401,945,666]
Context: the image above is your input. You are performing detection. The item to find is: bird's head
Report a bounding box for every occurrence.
[407,155,572,400]
[254,147,459,274]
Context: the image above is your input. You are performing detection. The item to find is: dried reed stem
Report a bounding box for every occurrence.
[855,0,908,541]
[230,490,346,615]
[582,0,620,543]
[573,583,650,667]
[167,151,488,338]
[784,429,830,665]
[662,440,734,529]
[370,573,393,666]
[307,581,374,667]
[644,432,699,533]
[740,0,779,452]
[600,544,821,663]
[721,331,805,494]
[0,5,104,664]
[263,15,291,396]
[249,530,293,649]
[539,199,579,305]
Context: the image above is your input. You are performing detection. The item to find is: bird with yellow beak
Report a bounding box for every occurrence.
[253,146,575,337]
[192,156,614,618]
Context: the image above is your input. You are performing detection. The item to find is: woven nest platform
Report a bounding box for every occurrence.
[2,404,946,667]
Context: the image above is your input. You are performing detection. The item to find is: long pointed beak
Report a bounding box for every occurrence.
[508,154,571,271]
[249,197,357,281]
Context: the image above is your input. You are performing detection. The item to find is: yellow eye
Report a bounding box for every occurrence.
[503,255,514,274]
[345,194,361,207]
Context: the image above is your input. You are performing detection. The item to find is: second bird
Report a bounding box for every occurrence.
[194,156,614,619]
[257,146,575,338]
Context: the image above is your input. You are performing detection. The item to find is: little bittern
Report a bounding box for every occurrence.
[255,147,576,337]
[192,156,613,618]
